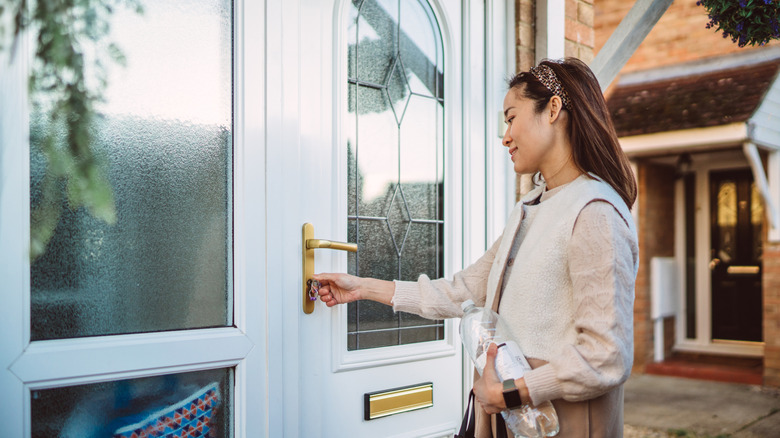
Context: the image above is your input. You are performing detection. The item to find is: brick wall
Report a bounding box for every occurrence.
[517,0,535,71]
[764,242,780,386]
[595,0,780,74]
[515,0,535,200]
[634,162,676,372]
[566,0,595,62]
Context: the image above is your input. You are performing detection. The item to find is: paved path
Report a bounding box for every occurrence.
[622,374,780,437]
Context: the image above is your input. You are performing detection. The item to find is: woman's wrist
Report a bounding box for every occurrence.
[516,378,531,405]
[499,378,530,409]
[494,380,507,409]
[360,278,395,306]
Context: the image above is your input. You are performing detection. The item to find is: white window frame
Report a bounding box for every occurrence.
[0,1,269,435]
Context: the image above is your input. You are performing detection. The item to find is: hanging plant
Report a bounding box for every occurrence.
[0,0,142,260]
[697,0,780,47]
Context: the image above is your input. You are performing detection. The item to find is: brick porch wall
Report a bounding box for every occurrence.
[634,161,676,372]
[764,242,780,387]
[594,0,780,75]
[566,0,594,62]
[517,0,535,71]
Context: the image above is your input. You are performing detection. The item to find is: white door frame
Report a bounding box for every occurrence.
[263,0,513,435]
[0,1,269,435]
[673,150,764,357]
[461,0,516,396]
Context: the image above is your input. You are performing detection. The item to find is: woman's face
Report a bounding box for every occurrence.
[501,87,556,175]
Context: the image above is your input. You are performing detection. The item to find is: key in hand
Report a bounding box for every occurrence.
[307,279,321,301]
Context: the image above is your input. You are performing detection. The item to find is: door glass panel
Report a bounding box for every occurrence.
[715,180,737,263]
[346,0,444,350]
[29,0,233,340]
[31,367,233,438]
[751,182,764,262]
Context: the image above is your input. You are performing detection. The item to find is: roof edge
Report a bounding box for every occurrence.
[617,47,780,86]
[619,122,748,157]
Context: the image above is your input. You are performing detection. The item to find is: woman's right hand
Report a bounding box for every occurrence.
[311,273,363,307]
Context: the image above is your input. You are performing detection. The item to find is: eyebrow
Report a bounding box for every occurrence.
[503,107,514,118]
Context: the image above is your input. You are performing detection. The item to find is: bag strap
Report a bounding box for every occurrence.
[455,390,476,438]
[495,412,509,438]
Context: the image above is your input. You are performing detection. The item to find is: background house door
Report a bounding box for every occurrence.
[710,169,763,342]
[265,0,510,436]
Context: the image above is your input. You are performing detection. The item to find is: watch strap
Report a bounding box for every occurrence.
[502,379,523,409]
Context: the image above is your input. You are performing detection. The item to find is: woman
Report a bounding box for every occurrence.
[314,58,638,437]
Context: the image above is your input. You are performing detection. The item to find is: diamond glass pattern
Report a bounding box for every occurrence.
[346,0,444,350]
[386,57,412,124]
[385,186,412,255]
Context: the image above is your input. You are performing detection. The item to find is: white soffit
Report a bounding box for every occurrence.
[748,66,780,151]
[618,122,748,157]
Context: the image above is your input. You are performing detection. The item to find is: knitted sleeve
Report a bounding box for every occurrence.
[391,236,502,319]
[523,200,638,404]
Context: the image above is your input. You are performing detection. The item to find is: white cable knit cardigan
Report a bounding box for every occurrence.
[392,174,639,411]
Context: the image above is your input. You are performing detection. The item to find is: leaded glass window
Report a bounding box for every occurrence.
[345,0,445,350]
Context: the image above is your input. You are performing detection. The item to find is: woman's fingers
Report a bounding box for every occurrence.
[473,343,504,413]
[316,284,337,306]
[483,343,499,379]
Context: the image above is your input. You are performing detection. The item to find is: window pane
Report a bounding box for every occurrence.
[716,181,737,262]
[31,368,233,438]
[347,0,444,350]
[29,0,233,340]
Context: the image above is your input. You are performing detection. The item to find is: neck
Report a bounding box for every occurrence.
[542,156,582,189]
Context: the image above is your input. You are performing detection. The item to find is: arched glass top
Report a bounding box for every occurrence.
[345,0,445,350]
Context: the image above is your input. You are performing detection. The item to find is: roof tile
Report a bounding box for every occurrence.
[607,60,780,137]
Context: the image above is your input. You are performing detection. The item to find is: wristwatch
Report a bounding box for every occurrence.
[502,379,523,409]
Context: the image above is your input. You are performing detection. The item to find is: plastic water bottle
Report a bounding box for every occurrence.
[459,300,559,438]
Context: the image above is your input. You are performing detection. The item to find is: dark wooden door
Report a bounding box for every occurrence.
[710,169,763,342]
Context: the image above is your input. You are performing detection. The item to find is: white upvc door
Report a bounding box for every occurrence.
[0,1,268,436]
[265,0,511,436]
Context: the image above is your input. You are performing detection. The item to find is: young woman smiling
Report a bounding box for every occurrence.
[314,58,638,438]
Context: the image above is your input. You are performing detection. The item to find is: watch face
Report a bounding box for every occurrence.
[503,379,517,391]
[502,383,523,409]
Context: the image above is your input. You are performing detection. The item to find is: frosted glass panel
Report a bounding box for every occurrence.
[346,0,444,350]
[401,95,443,220]
[357,0,399,85]
[31,368,232,438]
[354,86,399,218]
[29,0,233,340]
[716,181,737,262]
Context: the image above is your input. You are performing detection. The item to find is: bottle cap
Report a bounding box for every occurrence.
[461,299,475,312]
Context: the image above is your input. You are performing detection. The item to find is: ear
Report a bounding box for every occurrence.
[548,95,563,124]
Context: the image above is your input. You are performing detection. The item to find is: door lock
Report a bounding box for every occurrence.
[301,223,357,314]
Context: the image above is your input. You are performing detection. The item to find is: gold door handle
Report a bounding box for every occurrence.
[306,239,357,252]
[726,265,760,275]
[301,223,357,314]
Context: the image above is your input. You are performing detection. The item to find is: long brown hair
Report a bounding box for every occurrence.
[508,58,637,209]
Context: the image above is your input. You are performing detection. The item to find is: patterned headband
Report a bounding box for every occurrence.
[530,64,571,110]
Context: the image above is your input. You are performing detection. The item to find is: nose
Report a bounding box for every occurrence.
[502,126,512,147]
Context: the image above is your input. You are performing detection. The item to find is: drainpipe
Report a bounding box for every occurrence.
[743,142,780,241]
[535,0,565,63]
